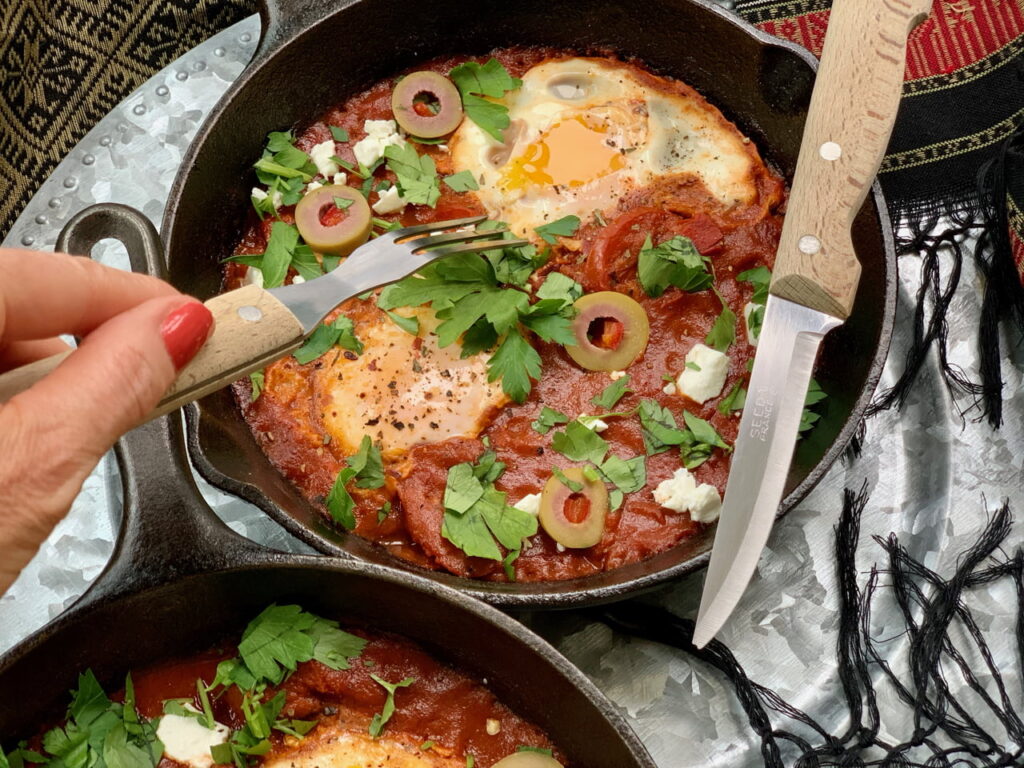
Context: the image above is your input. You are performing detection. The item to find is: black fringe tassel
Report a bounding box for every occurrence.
[598,486,1024,766]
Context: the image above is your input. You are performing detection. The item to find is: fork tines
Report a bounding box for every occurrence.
[392,215,528,255]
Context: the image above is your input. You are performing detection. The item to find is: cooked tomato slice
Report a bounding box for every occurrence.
[585,207,724,291]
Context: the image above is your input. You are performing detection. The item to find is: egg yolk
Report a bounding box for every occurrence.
[504,116,626,190]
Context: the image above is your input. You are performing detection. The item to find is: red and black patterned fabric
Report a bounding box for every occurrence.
[738,0,1024,426]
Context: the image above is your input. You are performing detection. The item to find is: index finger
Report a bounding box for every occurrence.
[0,249,181,342]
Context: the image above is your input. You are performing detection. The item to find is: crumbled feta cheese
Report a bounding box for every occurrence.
[677,343,729,404]
[577,414,609,432]
[291,275,306,285]
[332,172,347,186]
[372,185,408,215]
[309,139,339,178]
[609,370,626,380]
[662,381,677,395]
[653,467,722,523]
[156,711,230,768]
[250,187,268,201]
[353,119,405,167]
[513,493,541,516]
[556,542,566,553]
[243,266,264,288]
[270,188,283,209]
[305,181,323,194]
[743,302,761,347]
[485,719,501,736]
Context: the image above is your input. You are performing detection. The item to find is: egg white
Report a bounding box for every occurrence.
[450,57,758,238]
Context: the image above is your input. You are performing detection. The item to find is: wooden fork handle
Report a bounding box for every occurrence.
[0,285,305,418]
[770,0,932,319]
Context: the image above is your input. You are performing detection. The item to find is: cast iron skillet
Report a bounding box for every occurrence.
[159,0,894,607]
[0,213,654,768]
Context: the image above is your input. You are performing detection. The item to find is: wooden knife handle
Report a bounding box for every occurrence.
[0,284,305,418]
[770,0,931,319]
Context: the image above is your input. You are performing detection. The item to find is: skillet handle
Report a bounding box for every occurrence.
[49,205,282,610]
[254,0,359,64]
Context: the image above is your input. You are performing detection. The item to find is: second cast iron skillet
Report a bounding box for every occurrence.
[161,0,894,607]
[0,213,654,768]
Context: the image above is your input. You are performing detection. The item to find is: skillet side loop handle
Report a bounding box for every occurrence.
[253,0,360,64]
[769,0,932,320]
[45,205,280,610]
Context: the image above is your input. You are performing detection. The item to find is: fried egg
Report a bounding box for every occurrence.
[265,726,463,768]
[313,308,508,461]
[450,57,758,238]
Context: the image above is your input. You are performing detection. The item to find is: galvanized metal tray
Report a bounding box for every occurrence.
[3,10,1022,766]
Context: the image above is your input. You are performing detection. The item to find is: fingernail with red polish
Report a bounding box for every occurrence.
[161,302,214,370]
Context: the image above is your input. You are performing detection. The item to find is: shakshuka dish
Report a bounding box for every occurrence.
[2,605,563,768]
[224,48,825,582]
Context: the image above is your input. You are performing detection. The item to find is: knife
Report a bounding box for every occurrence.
[692,0,933,649]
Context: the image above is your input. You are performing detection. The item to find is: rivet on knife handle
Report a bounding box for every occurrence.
[770,0,932,320]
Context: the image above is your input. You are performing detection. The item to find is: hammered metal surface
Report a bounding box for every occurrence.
[3,10,1023,767]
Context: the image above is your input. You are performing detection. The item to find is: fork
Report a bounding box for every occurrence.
[0,215,526,418]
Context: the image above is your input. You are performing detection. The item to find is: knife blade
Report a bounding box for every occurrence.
[692,0,932,648]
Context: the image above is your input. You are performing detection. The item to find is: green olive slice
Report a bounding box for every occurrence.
[565,291,650,371]
[539,467,609,549]
[391,71,464,138]
[492,752,564,768]
[294,185,372,256]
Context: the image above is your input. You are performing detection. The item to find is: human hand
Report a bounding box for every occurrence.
[0,249,214,594]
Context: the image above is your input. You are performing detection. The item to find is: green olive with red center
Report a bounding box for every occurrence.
[539,467,609,549]
[391,71,464,138]
[294,185,372,256]
[492,752,564,768]
[565,291,650,371]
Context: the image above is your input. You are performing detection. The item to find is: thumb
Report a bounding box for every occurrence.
[0,295,213,585]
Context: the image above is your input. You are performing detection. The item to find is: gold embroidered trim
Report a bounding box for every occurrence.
[903,34,1024,96]
[881,106,1024,173]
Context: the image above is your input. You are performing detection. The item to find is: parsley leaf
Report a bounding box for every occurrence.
[520,302,576,345]
[347,435,385,489]
[383,143,440,207]
[534,215,580,245]
[551,420,609,465]
[443,463,485,514]
[443,170,479,192]
[637,235,712,297]
[261,222,300,289]
[738,265,771,305]
[246,367,263,401]
[328,125,349,142]
[531,406,570,435]
[800,379,828,433]
[718,383,747,414]
[535,272,583,308]
[449,59,522,142]
[679,411,731,469]
[326,467,359,529]
[705,293,737,352]
[551,467,583,493]
[368,677,415,739]
[488,327,541,403]
[597,455,646,494]
[637,399,689,455]
[308,618,368,670]
[591,376,631,410]
[385,310,419,335]
[294,316,364,364]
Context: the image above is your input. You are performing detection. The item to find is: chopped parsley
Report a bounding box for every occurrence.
[596,454,646,494]
[679,411,731,469]
[637,235,712,297]
[368,676,415,739]
[385,310,419,335]
[329,125,349,142]
[249,370,265,401]
[441,453,537,560]
[294,316,363,364]
[800,379,828,433]
[383,143,440,206]
[254,130,317,185]
[326,436,386,528]
[535,272,583,308]
[551,467,583,493]
[449,58,522,142]
[705,292,736,352]
[534,215,580,245]
[531,406,570,435]
[718,382,747,414]
[738,265,771,340]
[591,376,631,410]
[443,170,480,192]
[550,420,609,465]
[261,221,301,288]
[637,399,730,468]
[517,746,555,757]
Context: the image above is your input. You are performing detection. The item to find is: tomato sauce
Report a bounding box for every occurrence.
[30,625,560,768]
[226,47,786,582]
